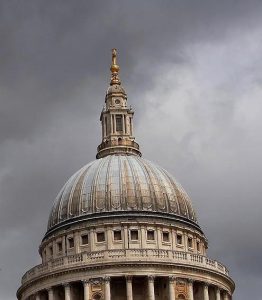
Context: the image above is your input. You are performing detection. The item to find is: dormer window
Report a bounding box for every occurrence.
[116,115,123,132]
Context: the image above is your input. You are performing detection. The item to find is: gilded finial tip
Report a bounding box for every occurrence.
[110,48,121,85]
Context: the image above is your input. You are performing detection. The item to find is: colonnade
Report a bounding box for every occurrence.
[33,276,231,300]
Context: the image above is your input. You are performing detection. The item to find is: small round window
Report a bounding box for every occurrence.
[115,99,120,104]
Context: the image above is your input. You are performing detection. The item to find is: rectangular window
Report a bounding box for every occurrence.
[97,232,105,242]
[114,230,122,241]
[130,230,138,240]
[197,241,200,251]
[147,230,155,241]
[177,234,183,245]
[163,232,170,242]
[57,242,62,252]
[49,246,53,256]
[188,237,193,248]
[116,115,123,132]
[81,234,89,245]
[68,237,74,248]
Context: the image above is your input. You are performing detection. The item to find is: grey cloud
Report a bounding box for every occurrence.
[1,1,262,299]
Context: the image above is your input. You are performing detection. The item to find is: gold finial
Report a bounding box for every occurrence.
[110,48,121,85]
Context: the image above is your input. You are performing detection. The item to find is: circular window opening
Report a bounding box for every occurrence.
[93,294,102,300]
[115,99,120,104]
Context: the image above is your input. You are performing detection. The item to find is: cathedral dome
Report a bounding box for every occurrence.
[47,154,198,233]
[18,49,234,300]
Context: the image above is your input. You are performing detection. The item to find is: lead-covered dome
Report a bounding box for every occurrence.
[47,155,197,232]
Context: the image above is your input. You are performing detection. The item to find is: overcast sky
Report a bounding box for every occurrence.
[0,1,262,299]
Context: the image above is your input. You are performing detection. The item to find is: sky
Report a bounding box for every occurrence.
[0,1,262,299]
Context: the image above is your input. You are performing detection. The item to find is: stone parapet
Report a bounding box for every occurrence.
[21,249,229,285]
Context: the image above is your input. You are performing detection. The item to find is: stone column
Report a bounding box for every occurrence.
[203,284,209,300]
[35,292,40,300]
[126,276,133,300]
[223,291,230,300]
[83,280,90,300]
[148,276,155,300]
[64,283,71,300]
[188,279,194,300]
[216,287,221,300]
[47,288,54,300]
[168,276,175,300]
[105,277,111,300]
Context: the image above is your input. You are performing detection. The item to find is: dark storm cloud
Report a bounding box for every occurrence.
[0,1,262,299]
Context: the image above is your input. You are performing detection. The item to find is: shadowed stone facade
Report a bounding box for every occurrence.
[17,49,235,300]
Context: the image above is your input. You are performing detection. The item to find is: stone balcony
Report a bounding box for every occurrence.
[21,249,229,285]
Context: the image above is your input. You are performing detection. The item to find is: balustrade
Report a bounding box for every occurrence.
[21,249,230,284]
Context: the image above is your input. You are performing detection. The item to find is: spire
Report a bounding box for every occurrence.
[110,48,121,85]
[96,49,141,159]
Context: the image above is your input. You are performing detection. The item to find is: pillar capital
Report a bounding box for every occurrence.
[222,290,230,300]
[104,277,111,300]
[82,279,90,286]
[35,292,41,300]
[148,276,155,300]
[63,282,70,288]
[64,283,71,300]
[148,275,155,282]
[203,282,209,289]
[169,276,176,300]
[126,276,133,300]
[216,287,221,300]
[203,282,209,300]
[47,287,54,300]
[169,276,176,283]
[83,280,90,300]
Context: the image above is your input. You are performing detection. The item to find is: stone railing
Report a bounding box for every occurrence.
[21,249,229,285]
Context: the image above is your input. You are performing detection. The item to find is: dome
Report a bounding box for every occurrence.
[47,154,197,232]
[18,49,235,300]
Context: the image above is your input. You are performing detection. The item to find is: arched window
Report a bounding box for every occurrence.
[178,294,185,300]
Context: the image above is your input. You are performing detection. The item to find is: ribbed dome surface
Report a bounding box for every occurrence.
[48,155,197,230]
